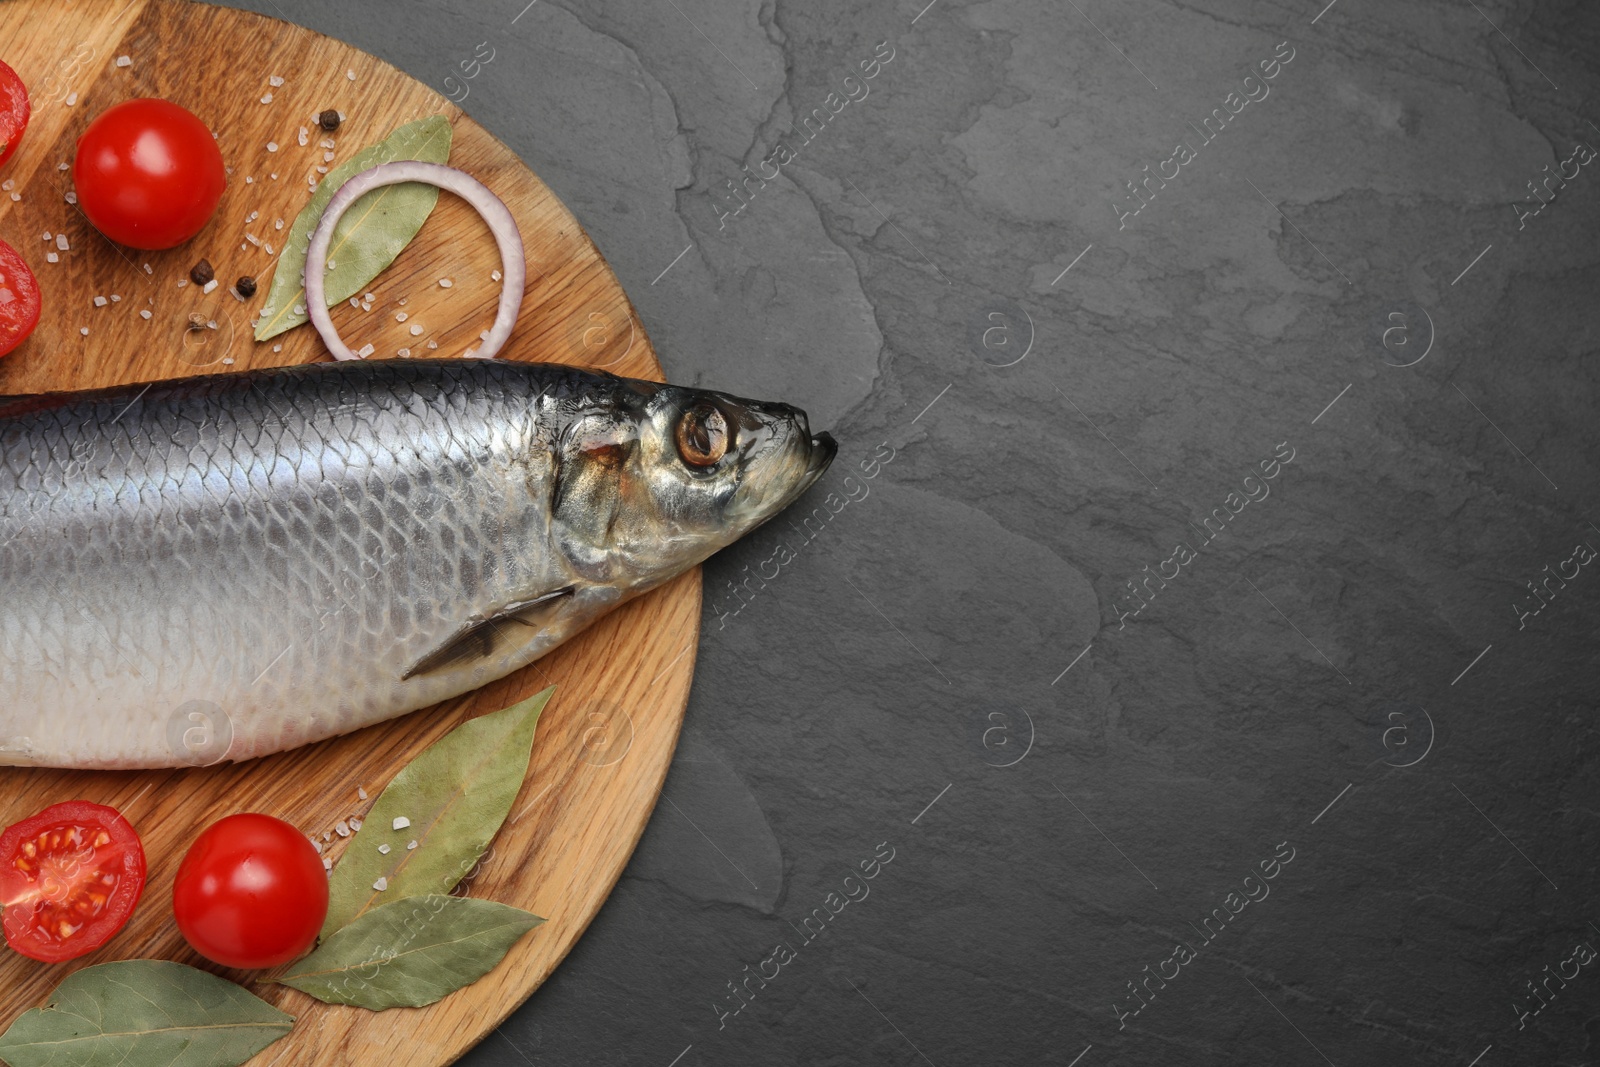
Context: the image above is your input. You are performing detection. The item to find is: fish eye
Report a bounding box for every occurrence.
[675,402,730,468]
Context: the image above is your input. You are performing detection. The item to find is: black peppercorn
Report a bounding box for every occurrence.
[189,259,214,286]
[236,275,257,298]
[317,109,341,132]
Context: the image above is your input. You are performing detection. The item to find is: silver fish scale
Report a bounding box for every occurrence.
[0,360,598,768]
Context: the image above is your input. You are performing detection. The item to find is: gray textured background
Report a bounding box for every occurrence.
[225,0,1600,1063]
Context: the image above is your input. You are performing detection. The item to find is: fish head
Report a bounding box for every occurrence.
[550,378,837,586]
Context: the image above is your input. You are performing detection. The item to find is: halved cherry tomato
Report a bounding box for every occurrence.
[173,813,327,969]
[0,59,27,168]
[72,98,225,249]
[0,801,147,963]
[0,238,42,358]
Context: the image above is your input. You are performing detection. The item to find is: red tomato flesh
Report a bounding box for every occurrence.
[72,98,225,249]
[0,801,147,963]
[173,813,328,970]
[0,59,28,167]
[0,238,42,358]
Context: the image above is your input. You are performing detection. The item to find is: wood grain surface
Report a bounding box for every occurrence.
[0,2,696,1063]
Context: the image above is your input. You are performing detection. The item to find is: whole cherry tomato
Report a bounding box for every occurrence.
[72,98,225,249]
[0,801,147,963]
[0,59,28,168]
[173,813,327,969]
[0,237,42,359]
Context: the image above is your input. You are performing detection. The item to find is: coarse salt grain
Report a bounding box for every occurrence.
[323,857,332,870]
[335,820,351,837]
[272,343,282,352]
[266,141,279,152]
[64,191,76,205]
[395,312,408,322]
[79,327,88,336]
[373,877,388,891]
[491,269,502,282]
[349,297,361,310]
[393,816,410,830]
[298,127,308,147]
[409,324,423,336]
[139,309,151,320]
[397,347,410,357]
[7,193,18,202]
[111,294,120,302]
[363,292,373,301]
[357,343,375,358]
[274,217,284,230]
[55,234,68,251]
[202,279,219,294]
[293,302,306,315]
[245,233,260,246]
[358,786,368,800]
[480,329,490,341]
[143,263,152,274]
[64,92,76,106]
[378,843,391,854]
[247,210,259,222]
[347,69,356,80]
[438,278,453,288]
[260,92,273,104]
[309,836,322,852]
[349,817,362,831]
[315,165,328,174]
[427,340,438,349]
[57,162,68,171]
[269,75,284,87]
[2,180,12,191]
[323,151,334,163]
[270,172,278,180]
[93,296,107,307]
[407,840,418,850]
[320,138,335,149]
[115,55,131,67]
[177,278,189,287]
[45,252,58,263]
[41,231,50,241]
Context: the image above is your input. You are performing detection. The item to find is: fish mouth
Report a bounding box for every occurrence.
[803,431,838,484]
[768,431,836,515]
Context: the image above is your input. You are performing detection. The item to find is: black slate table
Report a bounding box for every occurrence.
[221,1,1600,1063]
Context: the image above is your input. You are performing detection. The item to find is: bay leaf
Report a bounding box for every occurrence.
[321,685,553,938]
[254,114,453,341]
[0,959,292,1067]
[279,895,542,1010]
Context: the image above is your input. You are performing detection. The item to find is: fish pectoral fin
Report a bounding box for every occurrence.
[400,586,576,681]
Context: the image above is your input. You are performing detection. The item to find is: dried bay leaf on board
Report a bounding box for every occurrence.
[320,685,553,938]
[279,895,543,1010]
[0,960,292,1067]
[255,114,453,340]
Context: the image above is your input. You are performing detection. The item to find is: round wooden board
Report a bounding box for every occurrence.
[0,2,697,1063]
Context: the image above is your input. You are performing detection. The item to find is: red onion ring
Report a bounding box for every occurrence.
[302,160,525,361]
